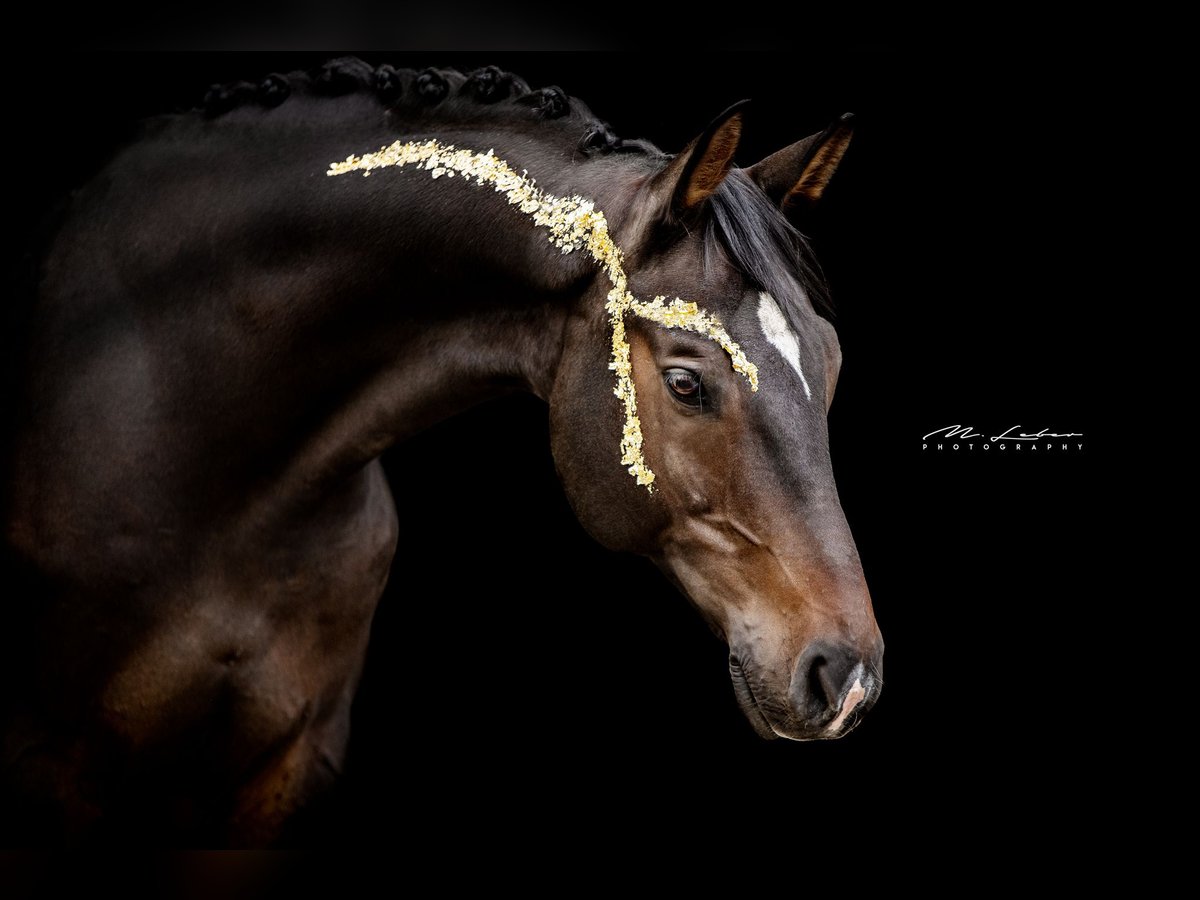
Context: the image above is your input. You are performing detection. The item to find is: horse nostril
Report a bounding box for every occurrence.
[791,642,866,726]
[802,654,831,719]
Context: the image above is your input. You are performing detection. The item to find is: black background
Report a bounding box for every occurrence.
[7,51,1112,844]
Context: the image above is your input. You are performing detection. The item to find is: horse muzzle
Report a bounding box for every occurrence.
[730,639,883,741]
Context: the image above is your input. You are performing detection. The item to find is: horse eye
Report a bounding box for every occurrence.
[664,368,704,407]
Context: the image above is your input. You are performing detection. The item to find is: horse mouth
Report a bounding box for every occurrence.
[729,657,778,740]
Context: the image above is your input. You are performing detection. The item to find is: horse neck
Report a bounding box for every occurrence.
[110,101,642,502]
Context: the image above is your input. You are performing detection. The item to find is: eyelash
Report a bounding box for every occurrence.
[663,368,707,409]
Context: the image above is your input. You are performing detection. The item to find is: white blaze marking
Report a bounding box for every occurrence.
[756,291,811,400]
[826,677,866,734]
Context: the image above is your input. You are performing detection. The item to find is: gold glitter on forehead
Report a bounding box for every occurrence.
[328,139,759,492]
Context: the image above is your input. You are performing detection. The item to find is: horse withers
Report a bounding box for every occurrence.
[3,59,882,842]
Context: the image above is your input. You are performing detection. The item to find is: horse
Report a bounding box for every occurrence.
[2,58,882,843]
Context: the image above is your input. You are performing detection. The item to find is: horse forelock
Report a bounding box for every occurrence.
[705,169,832,331]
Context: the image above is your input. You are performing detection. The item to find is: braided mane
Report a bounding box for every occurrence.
[202,57,652,158]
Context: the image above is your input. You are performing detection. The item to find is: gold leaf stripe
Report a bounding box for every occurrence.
[328,140,758,492]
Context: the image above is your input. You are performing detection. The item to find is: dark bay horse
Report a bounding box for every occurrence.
[3,59,882,842]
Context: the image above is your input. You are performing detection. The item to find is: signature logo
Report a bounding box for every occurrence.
[922,425,1084,452]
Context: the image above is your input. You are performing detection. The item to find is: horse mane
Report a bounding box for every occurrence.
[204,56,830,318]
[202,57,656,158]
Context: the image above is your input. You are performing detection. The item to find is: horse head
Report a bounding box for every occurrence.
[549,107,882,739]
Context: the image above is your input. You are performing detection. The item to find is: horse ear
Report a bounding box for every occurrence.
[747,112,855,215]
[654,101,748,219]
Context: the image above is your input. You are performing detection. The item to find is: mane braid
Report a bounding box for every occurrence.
[199,56,645,158]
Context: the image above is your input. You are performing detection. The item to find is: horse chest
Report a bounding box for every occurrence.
[97,462,399,758]
[154,460,393,700]
[3,462,398,835]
